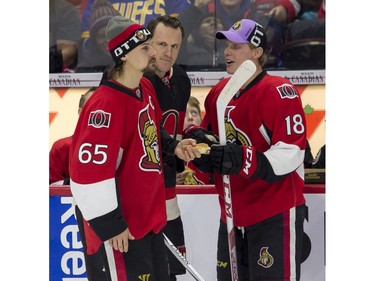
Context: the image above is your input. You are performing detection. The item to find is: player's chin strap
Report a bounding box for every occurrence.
[163,233,205,281]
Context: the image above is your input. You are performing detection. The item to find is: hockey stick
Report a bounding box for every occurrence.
[163,233,205,281]
[216,60,256,281]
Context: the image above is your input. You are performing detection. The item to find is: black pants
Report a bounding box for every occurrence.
[162,216,187,278]
[75,205,111,281]
[217,205,307,281]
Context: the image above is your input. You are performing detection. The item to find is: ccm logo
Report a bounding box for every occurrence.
[242,147,253,175]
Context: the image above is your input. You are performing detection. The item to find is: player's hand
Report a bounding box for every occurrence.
[266,6,288,23]
[108,228,135,253]
[176,171,187,184]
[210,144,244,175]
[176,167,195,185]
[194,0,211,9]
[175,139,201,162]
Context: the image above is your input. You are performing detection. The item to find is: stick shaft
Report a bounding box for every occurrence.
[163,233,205,281]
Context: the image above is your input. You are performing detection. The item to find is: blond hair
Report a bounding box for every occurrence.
[188,96,201,117]
[249,43,267,67]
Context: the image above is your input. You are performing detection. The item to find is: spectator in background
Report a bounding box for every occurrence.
[183,97,203,143]
[144,15,191,281]
[177,96,217,185]
[283,0,324,41]
[281,0,325,69]
[75,0,120,72]
[181,8,226,68]
[80,0,191,40]
[50,0,81,72]
[49,87,95,185]
[67,0,83,13]
[298,0,323,20]
[179,0,302,68]
[178,0,232,68]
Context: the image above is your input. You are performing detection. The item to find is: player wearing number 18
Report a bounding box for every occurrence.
[186,19,308,281]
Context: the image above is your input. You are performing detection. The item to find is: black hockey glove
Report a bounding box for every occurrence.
[183,125,219,146]
[210,143,243,175]
[183,125,218,174]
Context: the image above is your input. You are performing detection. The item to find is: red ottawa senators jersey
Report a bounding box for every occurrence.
[69,77,167,254]
[201,70,307,227]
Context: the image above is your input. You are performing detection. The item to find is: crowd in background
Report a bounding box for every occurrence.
[49,0,325,73]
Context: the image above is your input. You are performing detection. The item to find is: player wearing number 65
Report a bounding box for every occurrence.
[69,16,201,281]
[185,19,308,281]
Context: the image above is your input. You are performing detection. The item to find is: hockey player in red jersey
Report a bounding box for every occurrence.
[185,19,307,280]
[69,16,201,280]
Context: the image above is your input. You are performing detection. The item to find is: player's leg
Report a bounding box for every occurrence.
[216,220,249,281]
[151,231,170,280]
[124,231,169,280]
[245,204,307,281]
[162,216,187,280]
[75,205,110,280]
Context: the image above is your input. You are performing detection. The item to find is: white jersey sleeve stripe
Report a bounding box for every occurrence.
[70,178,118,221]
[264,141,304,176]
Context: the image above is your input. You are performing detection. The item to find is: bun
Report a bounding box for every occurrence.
[182,143,210,154]
[195,143,210,154]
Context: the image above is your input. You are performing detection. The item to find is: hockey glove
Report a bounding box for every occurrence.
[183,125,218,173]
[211,144,257,178]
[210,143,243,175]
[183,125,219,146]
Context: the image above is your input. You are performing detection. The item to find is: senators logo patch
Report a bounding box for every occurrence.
[138,105,162,172]
[232,21,241,30]
[135,29,148,41]
[88,110,111,128]
[276,84,298,99]
[225,107,251,146]
[257,247,274,268]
